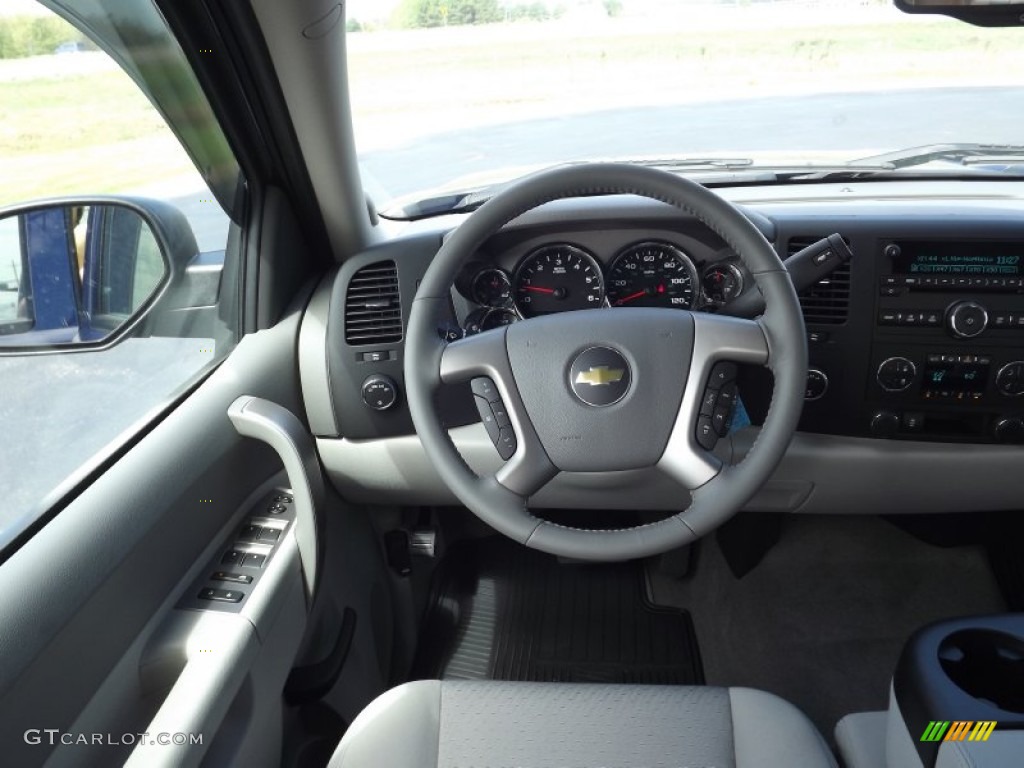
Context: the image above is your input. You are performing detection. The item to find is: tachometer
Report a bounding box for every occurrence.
[606,242,698,309]
[513,244,604,318]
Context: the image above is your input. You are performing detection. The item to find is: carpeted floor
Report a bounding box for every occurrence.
[648,515,1007,740]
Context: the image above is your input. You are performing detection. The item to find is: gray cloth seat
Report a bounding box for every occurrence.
[330,680,837,768]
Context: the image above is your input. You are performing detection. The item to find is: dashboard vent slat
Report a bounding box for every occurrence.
[344,260,403,345]
[788,236,850,325]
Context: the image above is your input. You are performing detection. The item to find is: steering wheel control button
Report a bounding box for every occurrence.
[996,362,1024,396]
[496,427,518,460]
[361,374,399,410]
[474,396,502,442]
[876,357,916,392]
[471,376,501,402]
[699,389,719,417]
[708,361,738,389]
[947,300,989,339]
[695,417,717,450]
[711,405,733,437]
[489,400,512,428]
[569,346,631,407]
[804,369,829,401]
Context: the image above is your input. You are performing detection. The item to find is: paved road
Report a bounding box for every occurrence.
[359,87,1024,202]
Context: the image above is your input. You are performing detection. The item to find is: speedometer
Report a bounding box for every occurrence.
[606,242,699,309]
[513,244,605,318]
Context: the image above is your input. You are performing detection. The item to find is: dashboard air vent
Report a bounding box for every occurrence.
[788,236,851,325]
[344,260,403,345]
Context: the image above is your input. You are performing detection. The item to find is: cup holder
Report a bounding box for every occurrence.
[938,629,1024,713]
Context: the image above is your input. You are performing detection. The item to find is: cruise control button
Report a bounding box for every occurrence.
[708,362,737,389]
[711,405,732,437]
[473,396,501,441]
[699,389,718,416]
[471,377,500,402]
[695,417,717,450]
[717,382,738,409]
[495,427,517,460]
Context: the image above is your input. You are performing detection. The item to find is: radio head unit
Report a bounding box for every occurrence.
[889,241,1023,279]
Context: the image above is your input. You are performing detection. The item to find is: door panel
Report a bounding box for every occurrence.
[0,305,310,767]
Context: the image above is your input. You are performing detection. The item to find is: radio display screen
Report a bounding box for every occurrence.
[892,242,1024,276]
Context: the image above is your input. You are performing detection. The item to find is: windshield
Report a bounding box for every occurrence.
[347,1,1023,208]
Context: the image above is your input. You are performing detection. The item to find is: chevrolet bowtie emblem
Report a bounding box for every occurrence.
[575,365,625,387]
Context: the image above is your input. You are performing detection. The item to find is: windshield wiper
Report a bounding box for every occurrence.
[853,143,1024,170]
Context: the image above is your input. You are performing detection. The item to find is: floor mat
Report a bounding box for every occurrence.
[648,515,1007,739]
[413,538,704,685]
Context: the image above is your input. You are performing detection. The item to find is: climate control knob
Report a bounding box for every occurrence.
[993,416,1024,444]
[876,357,916,392]
[947,300,988,339]
[995,361,1024,397]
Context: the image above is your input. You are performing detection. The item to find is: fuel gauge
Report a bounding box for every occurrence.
[471,269,513,307]
[702,263,744,305]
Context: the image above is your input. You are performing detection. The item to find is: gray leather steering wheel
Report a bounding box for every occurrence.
[405,163,806,561]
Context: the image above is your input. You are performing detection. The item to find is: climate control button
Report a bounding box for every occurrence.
[876,357,916,392]
[995,361,1024,397]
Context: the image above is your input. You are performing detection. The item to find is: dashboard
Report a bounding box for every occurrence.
[451,232,746,335]
[298,181,1024,515]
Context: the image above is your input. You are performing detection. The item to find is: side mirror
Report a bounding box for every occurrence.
[895,0,1024,27]
[0,198,201,349]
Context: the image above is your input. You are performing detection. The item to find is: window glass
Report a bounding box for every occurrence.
[0,0,242,553]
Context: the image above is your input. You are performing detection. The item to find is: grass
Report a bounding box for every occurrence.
[2,12,1023,206]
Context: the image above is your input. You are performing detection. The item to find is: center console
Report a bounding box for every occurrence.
[867,240,1024,444]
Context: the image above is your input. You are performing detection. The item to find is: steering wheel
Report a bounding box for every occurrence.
[405,163,806,561]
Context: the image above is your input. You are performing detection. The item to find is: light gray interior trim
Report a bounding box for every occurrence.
[228,396,325,601]
[318,425,1024,514]
[328,680,442,768]
[729,687,837,768]
[886,686,925,768]
[298,269,339,436]
[250,0,376,257]
[727,428,1024,514]
[834,711,888,768]
[123,612,258,768]
[936,731,1024,768]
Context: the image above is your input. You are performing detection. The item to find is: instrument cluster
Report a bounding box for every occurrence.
[457,240,745,333]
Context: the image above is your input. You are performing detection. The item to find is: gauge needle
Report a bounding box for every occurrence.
[615,290,646,305]
[523,285,556,294]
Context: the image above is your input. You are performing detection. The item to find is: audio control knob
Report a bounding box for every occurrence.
[361,374,399,411]
[877,357,916,392]
[947,300,988,339]
[993,416,1024,444]
[995,361,1024,397]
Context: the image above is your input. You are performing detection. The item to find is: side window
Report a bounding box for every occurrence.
[0,2,244,552]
